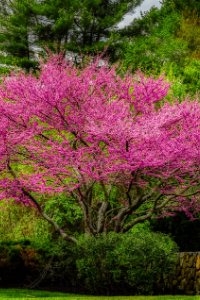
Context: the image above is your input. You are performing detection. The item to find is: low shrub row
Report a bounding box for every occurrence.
[0,229,179,296]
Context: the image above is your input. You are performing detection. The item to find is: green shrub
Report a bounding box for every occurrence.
[40,234,83,286]
[75,229,179,295]
[0,238,56,266]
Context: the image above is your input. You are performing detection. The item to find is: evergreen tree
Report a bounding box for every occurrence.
[0,0,195,74]
[31,0,147,67]
[1,0,199,75]
[161,0,200,17]
[113,0,200,77]
[114,0,182,46]
[0,0,163,73]
[0,0,41,74]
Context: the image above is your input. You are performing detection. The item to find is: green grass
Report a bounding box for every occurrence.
[0,288,89,299]
[0,289,199,300]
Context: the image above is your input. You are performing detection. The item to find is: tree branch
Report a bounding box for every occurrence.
[7,162,78,244]
[71,190,97,235]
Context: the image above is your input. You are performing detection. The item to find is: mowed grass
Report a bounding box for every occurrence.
[0,289,199,300]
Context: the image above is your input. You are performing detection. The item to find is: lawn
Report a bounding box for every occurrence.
[0,289,199,300]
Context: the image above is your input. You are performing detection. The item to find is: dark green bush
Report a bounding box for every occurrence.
[0,237,62,267]
[0,238,32,262]
[75,230,179,295]
[40,234,83,286]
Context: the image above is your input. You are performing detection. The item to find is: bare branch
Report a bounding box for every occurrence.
[126,178,133,207]
[100,180,109,201]
[97,201,109,233]
[121,193,164,234]
[71,190,97,235]
[105,205,125,217]
[97,171,122,233]
[121,175,200,234]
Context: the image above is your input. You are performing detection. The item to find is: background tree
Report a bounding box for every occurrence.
[103,0,194,89]
[161,0,200,17]
[32,0,148,67]
[112,0,185,59]
[0,0,190,76]
[0,0,189,74]
[113,0,200,72]
[114,5,200,102]
[0,0,147,74]
[168,6,200,61]
[0,0,40,74]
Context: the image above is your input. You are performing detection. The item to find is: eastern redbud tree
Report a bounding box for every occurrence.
[0,49,200,244]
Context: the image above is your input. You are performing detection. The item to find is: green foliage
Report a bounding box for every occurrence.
[43,191,84,237]
[117,10,190,79]
[0,238,49,264]
[29,210,56,243]
[172,7,200,59]
[91,183,121,209]
[114,0,183,54]
[0,192,55,243]
[75,230,179,295]
[0,0,147,73]
[0,0,39,73]
[42,183,126,238]
[40,235,82,285]
[115,8,200,105]
[176,56,200,99]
